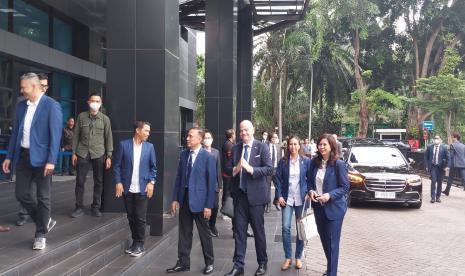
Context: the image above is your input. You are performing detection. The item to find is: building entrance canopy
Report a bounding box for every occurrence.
[180,0,310,36]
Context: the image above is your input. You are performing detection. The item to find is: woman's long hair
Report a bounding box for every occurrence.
[282,135,303,162]
[313,133,339,168]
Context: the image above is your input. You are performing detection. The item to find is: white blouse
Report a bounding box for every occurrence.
[315,159,327,195]
[286,157,302,206]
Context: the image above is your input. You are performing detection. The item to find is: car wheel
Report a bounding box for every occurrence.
[410,201,422,209]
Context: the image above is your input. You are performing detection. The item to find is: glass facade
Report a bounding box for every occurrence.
[0,0,8,31]
[51,73,74,123]
[0,56,13,135]
[53,18,72,54]
[13,0,49,46]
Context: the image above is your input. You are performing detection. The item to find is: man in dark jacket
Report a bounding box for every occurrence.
[444,132,465,195]
[424,134,449,203]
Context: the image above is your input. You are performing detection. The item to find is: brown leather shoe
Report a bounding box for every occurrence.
[295,259,303,269]
[281,259,292,270]
[0,225,10,232]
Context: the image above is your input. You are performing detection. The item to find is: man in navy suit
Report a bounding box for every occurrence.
[114,121,157,257]
[424,134,449,203]
[2,72,62,250]
[224,120,273,276]
[167,127,217,275]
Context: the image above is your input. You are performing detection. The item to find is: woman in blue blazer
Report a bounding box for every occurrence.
[308,134,349,276]
[274,136,311,270]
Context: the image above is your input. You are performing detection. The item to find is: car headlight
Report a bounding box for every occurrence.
[348,173,364,185]
[406,176,422,186]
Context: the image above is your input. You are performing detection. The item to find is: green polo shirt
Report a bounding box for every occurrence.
[72,111,113,159]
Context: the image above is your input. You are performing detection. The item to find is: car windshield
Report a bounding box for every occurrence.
[349,147,407,167]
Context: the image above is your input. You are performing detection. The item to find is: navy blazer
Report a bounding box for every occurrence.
[307,159,349,221]
[7,95,62,167]
[172,148,217,212]
[424,143,448,170]
[225,139,273,206]
[273,156,311,204]
[113,139,157,196]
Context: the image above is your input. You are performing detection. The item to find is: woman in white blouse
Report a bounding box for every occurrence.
[273,136,311,270]
[308,134,349,276]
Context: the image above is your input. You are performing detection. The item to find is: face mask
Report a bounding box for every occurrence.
[434,139,440,144]
[89,102,101,111]
[203,139,213,147]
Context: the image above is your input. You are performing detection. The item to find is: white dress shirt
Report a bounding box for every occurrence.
[129,140,143,193]
[286,156,302,206]
[269,143,278,168]
[21,93,44,148]
[242,138,254,162]
[315,160,327,195]
[190,145,202,166]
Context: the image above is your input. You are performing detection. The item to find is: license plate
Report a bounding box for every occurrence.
[375,191,396,199]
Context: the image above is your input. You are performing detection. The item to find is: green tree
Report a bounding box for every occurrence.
[195,55,205,127]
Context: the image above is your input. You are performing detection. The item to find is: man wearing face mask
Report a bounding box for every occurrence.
[424,134,449,203]
[71,93,113,218]
[202,130,222,237]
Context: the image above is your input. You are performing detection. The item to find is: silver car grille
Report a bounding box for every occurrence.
[365,178,406,192]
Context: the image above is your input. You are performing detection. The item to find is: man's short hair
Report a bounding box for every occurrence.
[188,127,205,140]
[204,128,212,136]
[133,121,151,132]
[88,92,102,100]
[37,72,48,81]
[225,128,235,139]
[20,72,40,85]
[453,132,461,141]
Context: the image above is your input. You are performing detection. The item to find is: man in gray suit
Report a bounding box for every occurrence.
[444,132,465,195]
[266,133,282,213]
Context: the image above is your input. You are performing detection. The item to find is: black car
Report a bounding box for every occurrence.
[345,144,422,208]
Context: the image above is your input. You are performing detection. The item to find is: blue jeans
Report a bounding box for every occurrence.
[282,204,304,259]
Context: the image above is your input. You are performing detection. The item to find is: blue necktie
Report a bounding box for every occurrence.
[186,151,193,187]
[240,145,249,192]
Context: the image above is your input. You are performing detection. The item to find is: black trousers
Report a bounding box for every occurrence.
[430,165,444,200]
[18,182,35,219]
[123,192,148,245]
[178,189,214,266]
[233,190,267,269]
[221,177,232,204]
[15,148,52,238]
[75,155,104,209]
[209,192,219,229]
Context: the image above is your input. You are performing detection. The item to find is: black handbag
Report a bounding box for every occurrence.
[220,196,234,218]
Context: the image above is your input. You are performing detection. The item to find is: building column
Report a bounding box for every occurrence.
[205,0,238,147]
[236,5,253,131]
[104,0,180,236]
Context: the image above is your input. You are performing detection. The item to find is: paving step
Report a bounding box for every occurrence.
[0,215,127,276]
[92,226,177,276]
[36,228,131,276]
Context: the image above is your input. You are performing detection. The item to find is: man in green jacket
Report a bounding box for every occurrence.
[71,93,113,218]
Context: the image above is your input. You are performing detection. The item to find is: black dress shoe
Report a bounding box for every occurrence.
[442,190,449,196]
[247,230,254,237]
[436,198,441,203]
[430,199,435,203]
[16,217,28,226]
[224,267,244,276]
[203,264,214,274]
[166,263,190,273]
[255,264,267,276]
[209,227,219,237]
[91,208,102,217]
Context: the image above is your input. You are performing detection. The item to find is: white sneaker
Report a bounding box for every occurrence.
[32,237,46,250]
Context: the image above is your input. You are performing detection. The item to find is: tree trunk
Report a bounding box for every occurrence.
[445,111,452,144]
[353,28,368,138]
[420,18,444,78]
[271,66,279,129]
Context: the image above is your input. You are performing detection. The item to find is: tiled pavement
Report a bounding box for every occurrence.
[142,180,465,276]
